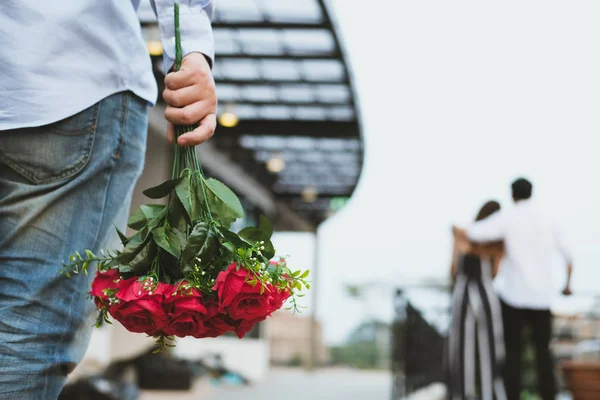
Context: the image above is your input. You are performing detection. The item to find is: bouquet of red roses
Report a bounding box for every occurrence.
[61,3,309,350]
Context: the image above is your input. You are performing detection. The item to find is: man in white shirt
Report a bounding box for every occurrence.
[0,1,216,398]
[456,178,573,400]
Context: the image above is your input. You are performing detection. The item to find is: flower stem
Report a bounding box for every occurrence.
[174,3,182,71]
[171,2,214,224]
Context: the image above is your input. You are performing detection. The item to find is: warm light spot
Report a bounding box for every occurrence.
[218,112,240,128]
[301,186,318,203]
[266,157,285,173]
[147,41,163,56]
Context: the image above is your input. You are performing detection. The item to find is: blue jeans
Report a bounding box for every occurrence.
[0,91,147,399]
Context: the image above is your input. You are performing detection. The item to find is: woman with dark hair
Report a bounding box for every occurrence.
[447,201,507,400]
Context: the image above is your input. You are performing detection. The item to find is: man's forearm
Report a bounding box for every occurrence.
[465,214,505,243]
[151,0,215,73]
[566,263,573,286]
[562,263,573,295]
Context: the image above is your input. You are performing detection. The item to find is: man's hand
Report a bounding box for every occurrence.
[562,264,573,296]
[163,53,217,146]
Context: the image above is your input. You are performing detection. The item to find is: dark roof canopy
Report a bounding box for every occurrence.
[140,0,363,227]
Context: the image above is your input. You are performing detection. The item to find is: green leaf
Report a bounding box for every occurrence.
[158,249,181,280]
[117,228,149,264]
[238,227,275,259]
[258,215,273,239]
[175,177,200,222]
[114,224,129,246]
[118,264,133,274]
[167,195,188,231]
[147,207,168,229]
[266,263,277,274]
[238,227,269,243]
[127,204,166,230]
[204,178,244,227]
[299,270,310,279]
[171,227,187,250]
[152,226,182,259]
[143,177,184,199]
[217,226,246,248]
[223,242,237,254]
[181,222,218,272]
[127,208,149,231]
[128,242,157,276]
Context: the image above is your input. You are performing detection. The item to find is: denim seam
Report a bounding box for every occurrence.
[52,121,97,136]
[42,193,77,397]
[0,104,101,185]
[113,92,131,160]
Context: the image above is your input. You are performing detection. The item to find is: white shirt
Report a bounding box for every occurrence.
[0,0,214,130]
[467,199,572,309]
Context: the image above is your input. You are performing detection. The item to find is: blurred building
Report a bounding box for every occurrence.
[553,312,600,361]
[266,312,329,367]
[347,320,391,369]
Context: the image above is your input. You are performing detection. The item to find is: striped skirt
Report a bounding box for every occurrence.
[447,255,507,400]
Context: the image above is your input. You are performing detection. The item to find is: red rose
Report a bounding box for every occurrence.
[109,278,169,336]
[232,286,290,338]
[227,291,272,321]
[213,264,274,321]
[202,314,237,338]
[268,285,291,313]
[90,269,120,309]
[235,316,266,339]
[163,283,208,338]
[196,297,236,338]
[115,277,169,301]
[213,263,258,310]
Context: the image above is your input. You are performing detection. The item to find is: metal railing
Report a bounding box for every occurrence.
[391,287,451,398]
[391,285,600,398]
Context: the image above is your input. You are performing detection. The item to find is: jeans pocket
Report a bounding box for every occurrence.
[0,103,100,185]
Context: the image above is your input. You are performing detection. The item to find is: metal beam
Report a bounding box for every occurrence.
[274,191,353,199]
[216,53,342,60]
[142,21,327,30]
[215,120,359,138]
[218,100,351,107]
[213,22,329,30]
[213,81,350,89]
[214,78,349,85]
[273,193,352,200]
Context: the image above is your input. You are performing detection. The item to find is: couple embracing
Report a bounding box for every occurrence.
[448,178,573,400]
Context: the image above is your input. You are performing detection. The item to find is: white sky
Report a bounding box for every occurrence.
[276,0,600,345]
